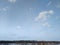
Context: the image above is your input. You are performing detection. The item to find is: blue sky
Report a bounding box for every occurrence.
[0,0,60,41]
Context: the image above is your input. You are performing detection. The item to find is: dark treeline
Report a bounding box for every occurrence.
[0,41,60,43]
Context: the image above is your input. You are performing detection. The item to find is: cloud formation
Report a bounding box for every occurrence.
[35,10,54,27]
[35,10,54,21]
[8,0,16,3]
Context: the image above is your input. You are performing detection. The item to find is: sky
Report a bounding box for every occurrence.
[0,0,60,41]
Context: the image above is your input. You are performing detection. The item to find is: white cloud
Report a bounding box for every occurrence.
[8,0,16,3]
[42,22,51,28]
[35,10,54,27]
[48,10,54,14]
[47,1,52,6]
[35,10,54,21]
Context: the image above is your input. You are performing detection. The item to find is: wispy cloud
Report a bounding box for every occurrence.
[42,22,51,27]
[8,0,16,3]
[0,6,9,12]
[35,10,54,21]
[3,7,8,11]
[47,1,52,6]
[35,10,54,27]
